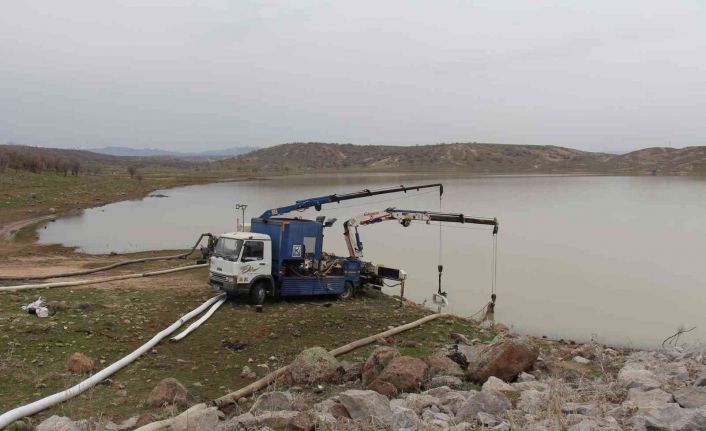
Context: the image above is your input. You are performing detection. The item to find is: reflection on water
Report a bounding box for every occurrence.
[40,173,706,348]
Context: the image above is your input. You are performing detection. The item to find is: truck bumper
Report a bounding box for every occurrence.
[208,278,250,296]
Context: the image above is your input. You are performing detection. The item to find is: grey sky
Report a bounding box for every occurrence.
[1,1,704,153]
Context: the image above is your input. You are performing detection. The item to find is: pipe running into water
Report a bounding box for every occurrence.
[0,293,226,429]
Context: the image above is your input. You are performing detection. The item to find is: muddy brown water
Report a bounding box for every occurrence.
[38,173,706,348]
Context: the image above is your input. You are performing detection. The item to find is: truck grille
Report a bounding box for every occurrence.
[209,272,230,283]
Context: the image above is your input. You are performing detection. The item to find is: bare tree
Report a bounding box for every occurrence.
[70,160,81,176]
[127,165,137,178]
[136,173,144,183]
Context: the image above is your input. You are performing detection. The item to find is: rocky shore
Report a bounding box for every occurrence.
[17,326,706,431]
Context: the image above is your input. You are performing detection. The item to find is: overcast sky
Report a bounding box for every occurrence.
[1,1,704,153]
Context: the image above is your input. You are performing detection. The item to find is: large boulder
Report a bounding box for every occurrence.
[424,354,465,379]
[368,379,399,397]
[338,389,393,426]
[285,346,342,385]
[171,404,220,431]
[634,403,706,431]
[392,407,420,431]
[674,387,706,409]
[375,356,429,392]
[362,346,400,385]
[148,377,188,407]
[67,353,95,374]
[618,365,661,391]
[467,337,539,383]
[250,391,294,412]
[36,416,89,431]
[625,388,674,412]
[456,390,512,422]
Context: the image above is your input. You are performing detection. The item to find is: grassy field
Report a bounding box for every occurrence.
[0,261,494,425]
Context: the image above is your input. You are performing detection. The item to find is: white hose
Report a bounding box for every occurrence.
[170,296,226,342]
[0,264,207,292]
[0,293,226,429]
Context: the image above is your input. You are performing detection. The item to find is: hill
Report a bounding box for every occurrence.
[0,144,200,174]
[90,146,258,158]
[220,142,706,175]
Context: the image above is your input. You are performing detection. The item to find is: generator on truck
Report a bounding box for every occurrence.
[207,184,443,304]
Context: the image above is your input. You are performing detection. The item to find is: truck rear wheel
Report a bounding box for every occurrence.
[338,281,354,300]
[250,282,266,305]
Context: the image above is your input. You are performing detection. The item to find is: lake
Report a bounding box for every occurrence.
[39,173,706,348]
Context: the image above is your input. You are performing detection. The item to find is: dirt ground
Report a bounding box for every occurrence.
[0,224,494,426]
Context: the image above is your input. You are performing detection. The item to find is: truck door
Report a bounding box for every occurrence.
[240,240,269,284]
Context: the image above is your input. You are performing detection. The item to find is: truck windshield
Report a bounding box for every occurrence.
[213,237,243,260]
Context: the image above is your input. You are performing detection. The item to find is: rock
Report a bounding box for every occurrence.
[450,333,471,345]
[368,379,399,397]
[517,388,546,413]
[674,387,706,409]
[240,365,256,379]
[423,386,453,397]
[341,361,363,382]
[404,393,441,414]
[568,419,599,431]
[286,346,342,385]
[424,354,465,378]
[694,370,706,387]
[392,407,420,431]
[467,337,539,383]
[36,416,89,431]
[634,403,706,431]
[456,390,512,421]
[422,409,451,423]
[362,346,400,385]
[573,356,591,364]
[255,411,299,429]
[562,402,596,415]
[287,411,316,431]
[482,376,515,392]
[448,344,482,368]
[376,356,428,392]
[104,417,137,431]
[477,411,503,426]
[171,404,220,431]
[439,391,469,415]
[517,372,536,382]
[338,389,393,425]
[67,353,94,374]
[428,375,463,389]
[135,413,158,428]
[313,399,351,419]
[625,388,674,412]
[251,391,294,412]
[148,377,188,407]
[618,365,661,391]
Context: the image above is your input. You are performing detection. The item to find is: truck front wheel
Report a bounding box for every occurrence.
[338,281,354,300]
[250,282,267,305]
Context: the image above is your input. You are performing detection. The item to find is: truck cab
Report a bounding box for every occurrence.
[208,232,274,304]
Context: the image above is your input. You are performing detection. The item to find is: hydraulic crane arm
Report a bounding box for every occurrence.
[343,207,499,258]
[258,184,443,219]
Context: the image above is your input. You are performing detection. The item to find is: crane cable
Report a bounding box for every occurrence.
[437,192,445,297]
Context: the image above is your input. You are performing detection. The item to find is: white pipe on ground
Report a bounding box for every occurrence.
[0,264,207,292]
[170,295,226,342]
[0,293,226,429]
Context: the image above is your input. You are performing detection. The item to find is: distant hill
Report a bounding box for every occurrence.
[220,142,706,175]
[89,146,258,158]
[0,144,200,174]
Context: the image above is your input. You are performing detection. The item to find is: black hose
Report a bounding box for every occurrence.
[0,233,213,281]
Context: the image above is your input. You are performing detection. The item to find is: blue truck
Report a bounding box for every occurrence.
[207,184,442,304]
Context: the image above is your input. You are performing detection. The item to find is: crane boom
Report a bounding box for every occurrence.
[343,207,499,258]
[259,184,443,219]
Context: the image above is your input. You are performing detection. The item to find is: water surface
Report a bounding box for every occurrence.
[40,174,706,348]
